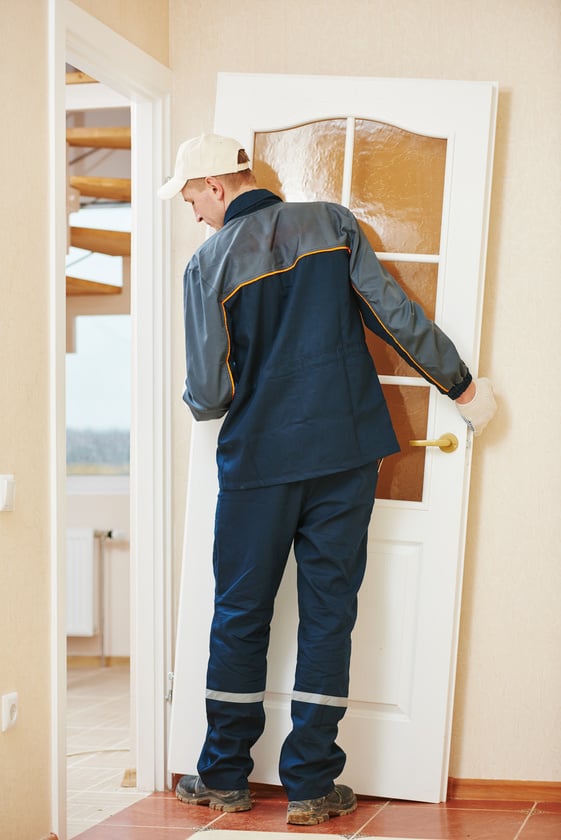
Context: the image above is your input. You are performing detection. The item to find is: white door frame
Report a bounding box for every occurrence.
[48,2,173,835]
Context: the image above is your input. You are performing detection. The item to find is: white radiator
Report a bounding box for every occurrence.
[66,528,98,636]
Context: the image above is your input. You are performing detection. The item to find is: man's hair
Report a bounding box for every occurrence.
[219,149,256,189]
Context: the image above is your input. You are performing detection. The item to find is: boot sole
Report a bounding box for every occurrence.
[176,790,252,812]
[287,799,357,825]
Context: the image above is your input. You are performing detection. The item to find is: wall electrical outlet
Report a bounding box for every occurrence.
[0,475,15,511]
[1,692,18,732]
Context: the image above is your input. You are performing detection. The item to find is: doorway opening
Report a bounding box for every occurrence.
[50,5,173,837]
[64,69,149,837]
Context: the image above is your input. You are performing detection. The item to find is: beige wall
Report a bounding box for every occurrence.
[0,1,169,837]
[0,2,51,837]
[168,0,561,783]
[72,0,169,64]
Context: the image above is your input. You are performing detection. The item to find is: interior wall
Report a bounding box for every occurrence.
[0,1,51,837]
[168,0,561,783]
[0,2,170,837]
[71,0,169,65]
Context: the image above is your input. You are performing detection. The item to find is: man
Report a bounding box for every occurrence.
[159,133,496,826]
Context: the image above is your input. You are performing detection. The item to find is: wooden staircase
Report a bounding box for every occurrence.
[66,80,132,297]
[69,226,131,256]
[67,125,131,149]
[69,176,131,203]
[66,70,132,351]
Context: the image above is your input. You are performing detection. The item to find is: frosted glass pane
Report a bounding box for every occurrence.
[254,120,346,202]
[375,385,429,502]
[363,261,438,377]
[351,120,446,254]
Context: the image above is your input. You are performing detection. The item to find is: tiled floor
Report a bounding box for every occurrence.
[69,787,561,839]
[67,664,149,838]
[68,666,561,840]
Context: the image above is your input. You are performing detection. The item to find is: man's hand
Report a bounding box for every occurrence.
[455,377,497,436]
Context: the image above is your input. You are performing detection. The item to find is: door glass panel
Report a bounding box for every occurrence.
[253,120,346,202]
[363,261,438,377]
[351,119,447,255]
[376,385,430,503]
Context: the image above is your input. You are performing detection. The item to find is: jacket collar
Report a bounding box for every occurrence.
[224,189,282,225]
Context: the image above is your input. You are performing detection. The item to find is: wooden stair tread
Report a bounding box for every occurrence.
[66,276,122,296]
[70,227,131,257]
[66,71,97,85]
[70,175,131,202]
[67,126,131,149]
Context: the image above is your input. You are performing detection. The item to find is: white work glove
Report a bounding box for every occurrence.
[456,377,497,436]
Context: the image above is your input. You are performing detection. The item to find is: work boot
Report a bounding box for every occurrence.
[287,784,357,825]
[175,774,252,812]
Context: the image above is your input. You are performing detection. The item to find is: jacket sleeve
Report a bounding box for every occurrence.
[343,212,472,399]
[182,256,233,421]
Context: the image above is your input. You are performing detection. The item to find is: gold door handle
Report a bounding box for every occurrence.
[409,432,459,453]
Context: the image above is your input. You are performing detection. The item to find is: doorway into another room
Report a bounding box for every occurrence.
[64,67,147,838]
[50,6,173,837]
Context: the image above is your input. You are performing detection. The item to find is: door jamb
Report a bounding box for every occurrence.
[49,2,173,835]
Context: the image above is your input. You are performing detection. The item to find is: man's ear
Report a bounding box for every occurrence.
[205,176,225,200]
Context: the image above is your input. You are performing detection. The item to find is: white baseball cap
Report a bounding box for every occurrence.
[158,133,250,199]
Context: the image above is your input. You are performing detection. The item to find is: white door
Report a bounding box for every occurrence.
[168,74,497,802]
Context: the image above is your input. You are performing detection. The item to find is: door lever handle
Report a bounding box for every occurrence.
[409,433,459,453]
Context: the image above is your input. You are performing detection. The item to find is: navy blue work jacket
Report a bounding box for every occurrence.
[183,190,471,490]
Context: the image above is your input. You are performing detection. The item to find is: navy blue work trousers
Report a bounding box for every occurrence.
[197,461,379,800]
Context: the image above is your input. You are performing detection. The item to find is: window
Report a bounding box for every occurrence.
[66,314,130,475]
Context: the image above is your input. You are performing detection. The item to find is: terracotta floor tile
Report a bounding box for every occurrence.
[70,789,561,840]
[363,800,528,839]
[518,812,561,839]
[102,792,221,830]
[535,801,561,813]
[188,833,360,840]
[435,799,535,812]
[213,792,389,835]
